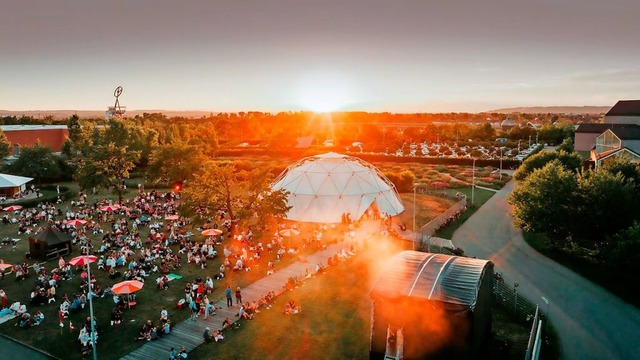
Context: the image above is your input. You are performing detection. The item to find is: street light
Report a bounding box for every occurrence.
[542,296,550,333]
[499,147,503,181]
[413,184,417,251]
[471,158,476,205]
[69,255,98,360]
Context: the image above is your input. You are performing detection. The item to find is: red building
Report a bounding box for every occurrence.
[1,125,69,154]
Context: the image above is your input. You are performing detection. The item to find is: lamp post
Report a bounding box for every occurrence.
[471,158,476,205]
[499,147,503,181]
[87,260,97,360]
[413,184,417,251]
[542,296,550,333]
[70,255,98,360]
[513,282,520,315]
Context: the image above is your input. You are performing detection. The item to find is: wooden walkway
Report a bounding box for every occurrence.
[121,243,345,360]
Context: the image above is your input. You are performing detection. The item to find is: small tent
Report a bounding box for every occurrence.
[29,227,72,261]
[271,152,405,223]
[0,173,33,198]
[370,251,493,360]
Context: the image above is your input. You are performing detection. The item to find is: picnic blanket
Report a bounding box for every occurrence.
[167,273,182,281]
[0,313,16,325]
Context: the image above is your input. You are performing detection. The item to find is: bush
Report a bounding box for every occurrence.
[12,185,77,208]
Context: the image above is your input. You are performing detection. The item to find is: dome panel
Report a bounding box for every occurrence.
[271,153,405,223]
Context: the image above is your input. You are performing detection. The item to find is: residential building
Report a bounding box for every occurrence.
[604,100,640,125]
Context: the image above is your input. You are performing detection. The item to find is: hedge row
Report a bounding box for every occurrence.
[214,149,522,168]
[9,185,78,208]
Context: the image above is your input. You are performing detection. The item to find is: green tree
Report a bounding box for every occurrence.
[3,144,61,183]
[514,150,582,181]
[509,160,579,247]
[180,161,290,227]
[383,170,416,193]
[0,129,11,160]
[146,141,207,185]
[575,170,640,252]
[76,142,140,203]
[557,138,574,153]
[602,156,640,193]
[604,222,640,276]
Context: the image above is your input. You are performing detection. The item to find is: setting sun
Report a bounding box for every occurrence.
[295,72,351,112]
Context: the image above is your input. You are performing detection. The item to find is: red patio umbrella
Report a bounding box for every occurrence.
[3,205,22,211]
[64,219,88,227]
[111,280,144,294]
[99,204,121,212]
[201,229,223,236]
[165,215,180,221]
[68,255,98,267]
[0,263,13,271]
[279,228,301,237]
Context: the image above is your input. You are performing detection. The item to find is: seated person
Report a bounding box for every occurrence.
[222,317,232,331]
[59,300,70,317]
[110,307,123,326]
[17,313,32,328]
[135,327,148,341]
[202,327,213,343]
[213,329,224,342]
[149,326,159,340]
[284,300,301,315]
[32,311,44,326]
[162,320,171,335]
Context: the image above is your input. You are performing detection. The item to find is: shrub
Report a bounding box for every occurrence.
[12,185,77,208]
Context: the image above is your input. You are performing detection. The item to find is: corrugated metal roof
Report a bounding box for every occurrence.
[371,251,492,310]
[1,125,68,132]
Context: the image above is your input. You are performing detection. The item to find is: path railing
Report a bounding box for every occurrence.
[416,195,467,249]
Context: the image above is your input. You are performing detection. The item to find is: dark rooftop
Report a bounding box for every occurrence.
[609,126,640,140]
[605,100,640,117]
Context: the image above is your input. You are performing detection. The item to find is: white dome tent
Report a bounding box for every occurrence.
[271,152,405,223]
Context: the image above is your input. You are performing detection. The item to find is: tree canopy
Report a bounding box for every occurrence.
[509,160,579,246]
[3,143,61,183]
[180,161,290,227]
[514,150,582,181]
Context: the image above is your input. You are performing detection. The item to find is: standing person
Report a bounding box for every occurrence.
[203,295,211,320]
[234,287,242,305]
[189,298,198,321]
[225,286,233,307]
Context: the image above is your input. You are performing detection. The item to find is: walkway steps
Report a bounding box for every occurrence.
[121,243,345,359]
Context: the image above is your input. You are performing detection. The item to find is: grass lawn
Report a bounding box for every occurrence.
[396,192,456,230]
[435,187,496,240]
[0,186,321,360]
[523,232,640,308]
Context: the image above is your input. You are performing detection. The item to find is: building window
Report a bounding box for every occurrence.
[13,144,19,156]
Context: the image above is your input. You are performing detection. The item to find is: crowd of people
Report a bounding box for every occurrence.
[0,183,375,359]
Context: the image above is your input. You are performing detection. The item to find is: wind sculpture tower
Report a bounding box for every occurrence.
[106,86,126,119]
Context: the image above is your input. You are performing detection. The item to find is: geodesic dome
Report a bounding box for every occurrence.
[271,152,405,223]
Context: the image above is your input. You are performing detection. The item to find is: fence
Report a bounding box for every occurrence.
[416,195,467,248]
[524,306,544,360]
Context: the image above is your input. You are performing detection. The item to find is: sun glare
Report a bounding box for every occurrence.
[296,72,351,113]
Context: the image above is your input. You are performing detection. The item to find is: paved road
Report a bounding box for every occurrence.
[452,179,640,360]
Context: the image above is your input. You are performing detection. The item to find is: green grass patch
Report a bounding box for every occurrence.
[522,232,640,308]
[435,187,496,239]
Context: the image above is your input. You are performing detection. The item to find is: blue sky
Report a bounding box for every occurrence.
[1,0,639,112]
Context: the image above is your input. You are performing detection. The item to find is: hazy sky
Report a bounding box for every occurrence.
[2,0,640,112]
